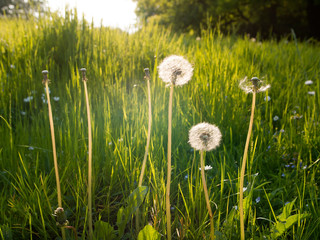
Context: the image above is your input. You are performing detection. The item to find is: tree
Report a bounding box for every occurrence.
[0,0,45,16]
[133,0,320,39]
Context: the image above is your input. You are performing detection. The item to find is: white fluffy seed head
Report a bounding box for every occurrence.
[188,122,222,151]
[239,76,271,94]
[158,55,193,86]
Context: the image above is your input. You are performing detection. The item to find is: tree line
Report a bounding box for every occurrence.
[133,0,320,40]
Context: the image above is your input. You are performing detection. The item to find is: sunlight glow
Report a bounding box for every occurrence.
[47,0,137,31]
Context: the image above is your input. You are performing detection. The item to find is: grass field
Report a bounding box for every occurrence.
[0,10,320,239]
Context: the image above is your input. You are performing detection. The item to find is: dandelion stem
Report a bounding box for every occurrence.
[43,71,65,240]
[200,150,214,240]
[82,69,93,240]
[239,90,256,240]
[136,69,152,231]
[64,226,78,240]
[138,69,152,187]
[166,85,174,240]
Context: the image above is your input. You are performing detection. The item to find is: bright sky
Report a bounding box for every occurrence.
[46,0,138,31]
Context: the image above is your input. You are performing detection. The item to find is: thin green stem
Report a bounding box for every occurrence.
[166,85,174,240]
[83,79,93,240]
[200,150,214,240]
[45,81,66,240]
[136,73,152,231]
[239,90,256,240]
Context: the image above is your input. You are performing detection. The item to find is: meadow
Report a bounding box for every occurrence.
[0,10,319,239]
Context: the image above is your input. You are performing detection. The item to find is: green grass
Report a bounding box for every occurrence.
[0,10,320,239]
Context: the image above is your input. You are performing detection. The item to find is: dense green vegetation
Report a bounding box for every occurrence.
[134,0,320,40]
[0,11,320,239]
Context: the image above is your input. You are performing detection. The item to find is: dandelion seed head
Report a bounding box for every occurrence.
[158,55,193,86]
[239,76,270,94]
[188,122,222,151]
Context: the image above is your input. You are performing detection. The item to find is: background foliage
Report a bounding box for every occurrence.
[134,0,320,40]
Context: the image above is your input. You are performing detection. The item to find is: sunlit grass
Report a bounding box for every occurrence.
[0,11,319,239]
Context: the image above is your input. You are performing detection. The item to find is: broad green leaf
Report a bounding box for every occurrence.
[271,213,310,238]
[116,207,126,237]
[277,198,296,222]
[116,186,149,237]
[137,225,161,240]
[94,221,116,240]
[125,186,148,219]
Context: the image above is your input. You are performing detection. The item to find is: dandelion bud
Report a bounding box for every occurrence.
[52,207,69,227]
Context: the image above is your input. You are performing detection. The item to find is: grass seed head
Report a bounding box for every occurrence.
[158,55,193,86]
[188,122,222,151]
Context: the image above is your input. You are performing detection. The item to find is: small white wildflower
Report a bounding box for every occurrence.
[188,122,222,152]
[280,129,285,133]
[264,96,271,101]
[29,146,34,150]
[118,138,123,142]
[239,77,271,94]
[234,206,238,210]
[53,97,60,101]
[243,187,247,192]
[199,165,213,171]
[304,80,313,85]
[10,64,15,69]
[133,84,138,87]
[108,142,112,146]
[23,96,33,102]
[308,91,315,96]
[273,116,279,121]
[255,197,261,203]
[20,111,26,115]
[44,87,51,94]
[303,165,307,170]
[158,55,193,86]
[184,174,188,180]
